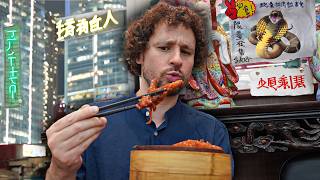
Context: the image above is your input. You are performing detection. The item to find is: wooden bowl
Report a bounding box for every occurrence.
[130,145,231,180]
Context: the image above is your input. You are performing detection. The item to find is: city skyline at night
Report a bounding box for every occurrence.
[0,0,47,144]
[0,0,152,144]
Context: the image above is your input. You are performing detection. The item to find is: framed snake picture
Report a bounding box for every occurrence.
[226,0,316,65]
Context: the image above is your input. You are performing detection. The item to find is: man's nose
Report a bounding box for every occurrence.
[169,48,183,68]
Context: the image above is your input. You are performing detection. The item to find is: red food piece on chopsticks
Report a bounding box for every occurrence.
[136,79,184,124]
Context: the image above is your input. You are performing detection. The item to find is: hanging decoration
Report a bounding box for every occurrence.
[161,0,239,109]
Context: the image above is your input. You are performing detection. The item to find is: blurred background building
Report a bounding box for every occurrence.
[64,0,133,108]
[0,0,47,144]
[62,0,154,109]
[43,11,64,129]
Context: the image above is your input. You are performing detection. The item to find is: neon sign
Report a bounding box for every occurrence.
[56,9,120,41]
[3,25,21,107]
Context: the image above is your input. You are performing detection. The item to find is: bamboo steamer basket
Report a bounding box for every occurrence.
[130,145,231,180]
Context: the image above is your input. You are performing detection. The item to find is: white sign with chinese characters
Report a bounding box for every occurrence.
[249,65,314,96]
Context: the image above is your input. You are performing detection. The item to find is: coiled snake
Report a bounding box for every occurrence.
[248,10,301,59]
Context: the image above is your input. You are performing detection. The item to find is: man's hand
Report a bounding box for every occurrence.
[46,105,107,180]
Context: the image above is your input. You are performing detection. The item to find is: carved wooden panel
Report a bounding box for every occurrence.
[226,118,320,153]
[205,101,320,153]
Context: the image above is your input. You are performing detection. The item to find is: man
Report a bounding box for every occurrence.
[46,2,232,180]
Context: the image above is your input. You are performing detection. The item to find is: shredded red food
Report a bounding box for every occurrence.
[173,139,224,152]
[136,79,184,124]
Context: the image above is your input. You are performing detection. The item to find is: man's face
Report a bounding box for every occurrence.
[137,23,196,93]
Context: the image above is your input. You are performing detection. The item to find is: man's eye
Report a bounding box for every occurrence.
[181,50,191,55]
[158,47,169,51]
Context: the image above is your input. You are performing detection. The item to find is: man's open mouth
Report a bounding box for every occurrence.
[165,72,182,82]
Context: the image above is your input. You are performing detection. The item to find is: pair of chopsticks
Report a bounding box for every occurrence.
[95,88,166,117]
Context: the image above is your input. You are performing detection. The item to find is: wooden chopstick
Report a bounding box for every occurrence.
[98,88,165,112]
[96,104,137,117]
[64,89,165,117]
[95,88,166,117]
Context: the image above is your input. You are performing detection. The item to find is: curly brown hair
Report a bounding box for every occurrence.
[124,2,208,76]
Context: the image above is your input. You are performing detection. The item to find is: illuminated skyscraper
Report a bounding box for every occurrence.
[64,0,137,108]
[43,11,62,127]
[0,0,46,144]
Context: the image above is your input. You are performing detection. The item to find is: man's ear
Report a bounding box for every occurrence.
[136,54,144,65]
